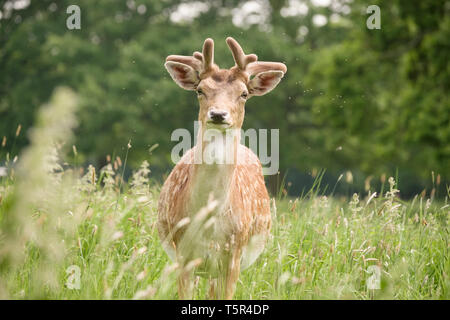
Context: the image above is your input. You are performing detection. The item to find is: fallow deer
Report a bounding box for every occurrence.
[158,37,287,299]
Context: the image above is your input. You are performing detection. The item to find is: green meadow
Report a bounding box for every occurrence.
[0,89,448,299]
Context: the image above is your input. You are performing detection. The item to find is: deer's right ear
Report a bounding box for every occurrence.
[164,61,200,90]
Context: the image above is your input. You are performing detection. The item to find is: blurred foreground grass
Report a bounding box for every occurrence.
[0,88,448,299]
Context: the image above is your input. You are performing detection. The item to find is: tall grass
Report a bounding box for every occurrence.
[0,88,448,299]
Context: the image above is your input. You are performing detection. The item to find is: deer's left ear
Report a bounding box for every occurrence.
[248,70,285,96]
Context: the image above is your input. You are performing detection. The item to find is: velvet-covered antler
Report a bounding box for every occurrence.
[166,38,216,75]
[226,37,287,76]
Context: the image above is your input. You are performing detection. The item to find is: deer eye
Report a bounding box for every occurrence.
[241,91,248,99]
[196,89,204,96]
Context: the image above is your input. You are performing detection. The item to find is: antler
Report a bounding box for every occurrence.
[226,37,287,76]
[166,38,216,75]
[226,37,257,71]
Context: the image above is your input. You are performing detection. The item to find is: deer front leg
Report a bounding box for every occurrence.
[224,247,241,300]
[177,250,196,299]
[178,266,194,299]
[208,278,218,300]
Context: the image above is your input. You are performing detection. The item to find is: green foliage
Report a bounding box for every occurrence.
[0,0,448,195]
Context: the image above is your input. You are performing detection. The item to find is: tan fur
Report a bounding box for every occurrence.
[158,37,286,299]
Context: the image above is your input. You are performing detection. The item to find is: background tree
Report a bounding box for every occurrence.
[0,0,448,197]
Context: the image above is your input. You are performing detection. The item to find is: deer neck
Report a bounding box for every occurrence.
[188,126,240,212]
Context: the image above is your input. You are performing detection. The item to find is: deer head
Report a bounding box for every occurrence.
[164,37,287,132]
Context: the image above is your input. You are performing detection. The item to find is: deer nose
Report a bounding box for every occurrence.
[208,109,229,123]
